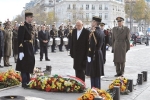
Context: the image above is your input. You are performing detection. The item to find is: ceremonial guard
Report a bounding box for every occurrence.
[16,12,35,88]
[50,25,57,53]
[0,22,4,68]
[38,25,50,61]
[12,24,19,63]
[58,25,64,52]
[87,17,104,89]
[112,17,130,77]
[100,23,109,76]
[70,20,90,82]
[4,22,12,67]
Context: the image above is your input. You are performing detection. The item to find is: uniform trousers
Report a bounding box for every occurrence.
[21,72,30,85]
[90,77,101,89]
[4,56,10,65]
[14,54,18,63]
[75,70,85,82]
[115,62,125,75]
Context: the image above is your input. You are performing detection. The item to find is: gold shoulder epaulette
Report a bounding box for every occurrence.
[19,43,23,47]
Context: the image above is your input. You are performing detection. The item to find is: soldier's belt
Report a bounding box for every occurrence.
[24,40,33,43]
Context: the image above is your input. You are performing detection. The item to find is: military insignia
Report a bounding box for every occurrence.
[89,48,91,51]
[19,43,23,47]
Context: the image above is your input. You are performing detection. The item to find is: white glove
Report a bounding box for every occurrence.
[87,57,91,62]
[19,52,24,60]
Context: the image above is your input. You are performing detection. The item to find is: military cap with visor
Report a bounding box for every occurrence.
[100,22,105,26]
[92,16,102,22]
[116,17,124,22]
[25,12,33,17]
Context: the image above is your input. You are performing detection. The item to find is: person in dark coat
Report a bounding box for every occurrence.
[64,25,70,51]
[38,25,50,61]
[16,12,35,88]
[131,34,137,46]
[58,25,64,52]
[70,20,90,82]
[50,25,57,53]
[12,24,19,63]
[0,22,4,68]
[146,34,149,46]
[87,16,104,89]
[67,26,73,55]
[100,23,109,77]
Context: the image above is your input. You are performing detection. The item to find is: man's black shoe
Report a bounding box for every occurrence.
[8,65,12,66]
[114,74,120,77]
[4,65,9,67]
[22,84,28,89]
[45,59,50,61]
[51,51,56,53]
[0,65,3,68]
[60,50,64,52]
[40,59,42,61]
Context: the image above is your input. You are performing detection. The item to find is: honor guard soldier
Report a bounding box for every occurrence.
[112,17,130,77]
[0,22,4,68]
[16,12,35,88]
[58,25,64,52]
[100,23,109,76]
[50,24,57,53]
[87,16,105,89]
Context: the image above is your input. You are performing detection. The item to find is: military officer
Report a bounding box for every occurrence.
[58,25,64,52]
[4,22,12,67]
[112,17,130,77]
[16,12,35,88]
[87,16,104,89]
[0,22,4,68]
[50,25,57,53]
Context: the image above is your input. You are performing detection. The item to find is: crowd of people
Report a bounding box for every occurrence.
[0,12,130,89]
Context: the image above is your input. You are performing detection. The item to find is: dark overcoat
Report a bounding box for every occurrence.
[88,27,104,77]
[12,29,18,55]
[112,26,130,63]
[16,22,35,73]
[70,28,90,70]
[38,30,50,47]
[58,29,64,46]
[0,30,4,57]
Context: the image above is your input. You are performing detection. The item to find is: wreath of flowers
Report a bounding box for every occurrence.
[108,76,130,94]
[78,87,113,100]
[0,69,21,89]
[28,75,86,93]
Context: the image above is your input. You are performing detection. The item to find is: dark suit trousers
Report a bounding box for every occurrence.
[116,62,125,75]
[21,72,30,85]
[90,77,101,89]
[75,70,85,82]
[40,45,48,59]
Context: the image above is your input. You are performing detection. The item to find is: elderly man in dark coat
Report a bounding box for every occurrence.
[16,12,35,88]
[87,17,104,89]
[70,20,90,82]
[112,17,130,77]
[0,22,4,68]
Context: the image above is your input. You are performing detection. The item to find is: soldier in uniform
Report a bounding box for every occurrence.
[16,12,35,88]
[100,23,109,76]
[112,17,130,77]
[50,25,57,53]
[87,16,104,89]
[4,22,12,67]
[58,25,64,52]
[0,22,4,68]
[12,24,19,63]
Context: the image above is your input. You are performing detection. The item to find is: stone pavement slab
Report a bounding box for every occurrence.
[0,44,150,100]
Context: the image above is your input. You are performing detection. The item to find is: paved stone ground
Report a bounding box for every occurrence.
[0,44,150,100]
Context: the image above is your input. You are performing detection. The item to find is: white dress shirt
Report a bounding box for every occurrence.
[77,27,83,40]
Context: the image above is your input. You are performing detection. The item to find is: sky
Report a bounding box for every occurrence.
[0,0,30,22]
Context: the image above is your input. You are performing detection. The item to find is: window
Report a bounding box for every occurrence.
[80,5,83,10]
[73,4,76,10]
[92,5,95,10]
[68,4,71,9]
[92,13,95,17]
[105,13,108,20]
[86,13,89,18]
[99,5,102,10]
[86,4,89,10]
[68,13,71,19]
[99,13,102,18]
[105,5,108,10]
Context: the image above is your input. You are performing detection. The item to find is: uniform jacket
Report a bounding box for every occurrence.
[112,26,130,63]
[88,27,104,77]
[70,28,90,70]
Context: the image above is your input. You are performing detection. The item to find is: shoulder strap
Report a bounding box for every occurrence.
[89,31,97,45]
